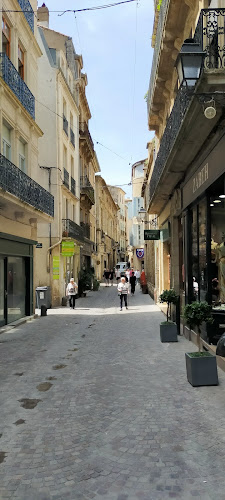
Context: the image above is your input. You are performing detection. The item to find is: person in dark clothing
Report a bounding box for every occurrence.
[109,269,114,286]
[130,272,136,295]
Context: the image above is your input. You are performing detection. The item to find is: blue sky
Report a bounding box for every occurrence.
[38,0,154,197]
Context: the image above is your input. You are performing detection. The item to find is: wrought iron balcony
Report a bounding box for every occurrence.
[79,122,94,152]
[17,0,34,33]
[63,168,69,189]
[149,87,191,203]
[80,222,91,239]
[0,53,35,119]
[70,128,75,147]
[194,8,225,70]
[71,177,76,196]
[0,154,54,217]
[63,115,68,136]
[62,219,84,242]
[80,176,95,205]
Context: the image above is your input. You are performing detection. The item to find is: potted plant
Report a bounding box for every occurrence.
[159,289,179,342]
[183,301,218,387]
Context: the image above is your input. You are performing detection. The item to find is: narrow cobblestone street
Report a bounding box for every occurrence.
[1,285,225,500]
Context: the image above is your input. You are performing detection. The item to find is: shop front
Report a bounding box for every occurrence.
[182,133,225,344]
[0,233,34,326]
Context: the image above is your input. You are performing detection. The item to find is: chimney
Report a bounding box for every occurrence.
[37,3,49,28]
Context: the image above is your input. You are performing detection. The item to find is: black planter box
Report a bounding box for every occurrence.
[160,322,178,342]
[185,352,218,387]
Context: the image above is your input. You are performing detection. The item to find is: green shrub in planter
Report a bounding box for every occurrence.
[93,278,100,291]
[159,289,179,342]
[183,301,218,386]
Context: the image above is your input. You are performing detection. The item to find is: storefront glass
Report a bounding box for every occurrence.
[7,257,26,323]
[211,191,225,307]
[190,198,207,302]
[0,257,5,325]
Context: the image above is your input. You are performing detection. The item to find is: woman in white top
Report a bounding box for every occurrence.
[117,277,129,311]
[66,278,78,309]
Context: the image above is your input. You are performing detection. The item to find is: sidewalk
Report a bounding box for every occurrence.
[0,286,225,499]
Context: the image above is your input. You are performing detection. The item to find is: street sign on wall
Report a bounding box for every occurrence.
[144,230,160,240]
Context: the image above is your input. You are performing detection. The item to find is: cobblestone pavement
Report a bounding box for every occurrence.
[1,285,225,500]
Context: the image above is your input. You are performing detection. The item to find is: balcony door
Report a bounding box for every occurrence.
[0,256,26,326]
[0,257,7,326]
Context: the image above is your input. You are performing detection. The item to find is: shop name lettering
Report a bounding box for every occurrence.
[193,164,208,194]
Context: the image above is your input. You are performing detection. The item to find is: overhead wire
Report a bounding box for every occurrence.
[1,1,136,15]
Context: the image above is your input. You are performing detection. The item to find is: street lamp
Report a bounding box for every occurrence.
[175,39,205,87]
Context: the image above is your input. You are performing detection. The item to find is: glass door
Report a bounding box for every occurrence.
[0,257,7,326]
[7,257,26,324]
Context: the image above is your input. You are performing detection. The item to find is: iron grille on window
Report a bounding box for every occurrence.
[63,115,68,136]
[63,168,69,189]
[70,128,75,147]
[71,176,76,196]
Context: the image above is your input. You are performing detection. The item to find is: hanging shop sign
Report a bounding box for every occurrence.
[53,256,60,280]
[61,241,74,256]
[144,230,160,240]
[136,248,144,259]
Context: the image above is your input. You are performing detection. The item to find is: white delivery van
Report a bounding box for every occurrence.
[115,262,128,277]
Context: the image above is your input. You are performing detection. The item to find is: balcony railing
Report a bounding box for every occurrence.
[149,8,225,204]
[63,115,68,136]
[80,175,95,205]
[18,0,34,33]
[62,219,84,242]
[80,222,91,239]
[194,8,225,70]
[149,87,191,202]
[70,128,75,147]
[79,122,94,152]
[0,154,54,217]
[147,0,170,113]
[63,168,69,189]
[0,53,35,119]
[71,177,76,196]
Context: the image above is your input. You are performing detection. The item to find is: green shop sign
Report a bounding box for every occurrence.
[61,241,74,256]
[144,230,160,241]
[53,256,60,280]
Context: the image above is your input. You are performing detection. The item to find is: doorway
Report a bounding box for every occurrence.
[0,256,27,325]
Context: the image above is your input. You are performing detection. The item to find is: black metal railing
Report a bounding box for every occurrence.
[0,154,54,217]
[194,8,225,69]
[79,122,94,151]
[71,177,76,196]
[63,115,68,136]
[63,168,69,189]
[70,128,75,147]
[80,222,91,239]
[80,175,95,205]
[17,0,34,33]
[0,53,35,119]
[62,219,84,242]
[149,87,191,202]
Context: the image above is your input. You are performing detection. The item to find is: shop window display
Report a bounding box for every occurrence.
[190,199,207,302]
[211,196,225,307]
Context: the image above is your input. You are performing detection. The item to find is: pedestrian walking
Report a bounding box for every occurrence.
[104,269,110,286]
[66,278,78,309]
[130,272,136,295]
[109,269,114,286]
[115,268,121,282]
[125,269,130,283]
[135,269,140,284]
[117,277,129,311]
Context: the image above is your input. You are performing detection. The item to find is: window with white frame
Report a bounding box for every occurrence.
[2,122,11,160]
[19,138,26,172]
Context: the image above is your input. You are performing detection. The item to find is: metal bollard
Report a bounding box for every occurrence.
[41,305,47,317]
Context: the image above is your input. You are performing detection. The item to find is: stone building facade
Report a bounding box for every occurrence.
[0,0,54,325]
